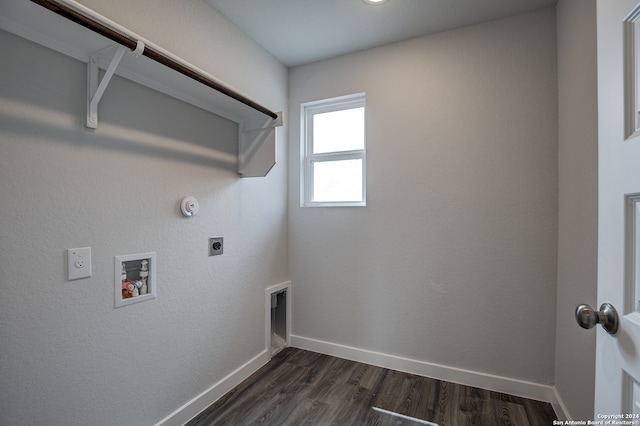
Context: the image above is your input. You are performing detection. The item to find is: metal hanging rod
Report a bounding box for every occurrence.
[30,0,279,121]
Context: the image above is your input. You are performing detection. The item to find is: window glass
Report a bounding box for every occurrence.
[313,107,365,154]
[312,159,363,202]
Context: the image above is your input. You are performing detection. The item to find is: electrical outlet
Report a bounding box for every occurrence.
[67,247,92,280]
[209,237,224,256]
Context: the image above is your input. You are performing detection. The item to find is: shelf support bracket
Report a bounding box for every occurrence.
[86,44,128,129]
[238,113,283,177]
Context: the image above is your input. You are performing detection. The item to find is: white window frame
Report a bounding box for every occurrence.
[301,93,366,207]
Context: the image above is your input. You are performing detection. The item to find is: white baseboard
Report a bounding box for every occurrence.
[551,386,570,421]
[154,349,270,426]
[290,334,567,419]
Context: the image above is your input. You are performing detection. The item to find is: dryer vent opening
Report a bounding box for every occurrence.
[270,289,287,355]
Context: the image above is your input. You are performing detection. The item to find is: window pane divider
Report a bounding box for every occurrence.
[309,150,365,162]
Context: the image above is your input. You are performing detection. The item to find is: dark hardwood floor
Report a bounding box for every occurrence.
[186,347,558,426]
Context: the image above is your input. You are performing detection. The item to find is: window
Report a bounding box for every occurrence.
[302,93,366,207]
[624,7,640,139]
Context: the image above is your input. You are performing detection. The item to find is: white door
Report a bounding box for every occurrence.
[594,0,640,417]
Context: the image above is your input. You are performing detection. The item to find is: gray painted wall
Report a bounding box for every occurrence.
[0,1,288,424]
[289,8,558,385]
[555,0,598,419]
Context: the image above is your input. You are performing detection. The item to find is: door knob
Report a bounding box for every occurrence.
[575,303,619,335]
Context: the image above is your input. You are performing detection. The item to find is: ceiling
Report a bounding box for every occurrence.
[206,0,558,67]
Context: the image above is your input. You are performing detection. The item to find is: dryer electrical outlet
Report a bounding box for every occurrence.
[67,247,92,280]
[209,237,224,256]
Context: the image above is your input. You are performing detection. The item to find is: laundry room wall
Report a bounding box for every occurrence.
[0,1,288,424]
[289,8,558,389]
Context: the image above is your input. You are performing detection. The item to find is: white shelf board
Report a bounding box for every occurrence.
[0,0,273,124]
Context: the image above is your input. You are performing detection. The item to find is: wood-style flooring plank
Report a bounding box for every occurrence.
[186,347,558,426]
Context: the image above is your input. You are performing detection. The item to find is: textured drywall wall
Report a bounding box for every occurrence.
[555,0,597,419]
[0,2,287,424]
[289,9,558,384]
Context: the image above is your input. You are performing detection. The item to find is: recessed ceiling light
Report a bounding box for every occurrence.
[362,0,388,4]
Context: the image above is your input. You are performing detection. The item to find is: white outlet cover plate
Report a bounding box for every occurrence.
[68,247,92,280]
